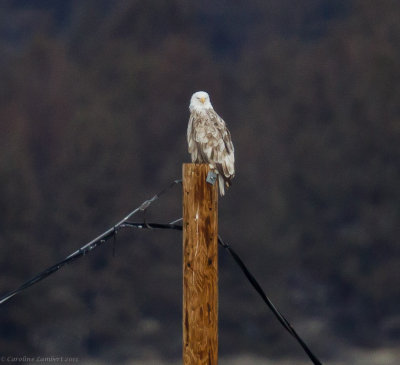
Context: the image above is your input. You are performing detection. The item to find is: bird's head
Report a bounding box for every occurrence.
[189,91,213,112]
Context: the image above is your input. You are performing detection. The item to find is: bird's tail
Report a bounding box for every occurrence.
[218,174,225,196]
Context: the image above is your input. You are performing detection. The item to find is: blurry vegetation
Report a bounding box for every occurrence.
[0,0,399,361]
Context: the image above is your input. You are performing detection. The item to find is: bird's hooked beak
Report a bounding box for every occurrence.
[200,97,206,104]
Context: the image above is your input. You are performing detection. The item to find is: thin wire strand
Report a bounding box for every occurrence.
[0,185,322,365]
[123,221,322,365]
[0,180,181,305]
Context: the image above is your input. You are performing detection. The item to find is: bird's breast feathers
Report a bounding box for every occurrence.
[188,110,234,164]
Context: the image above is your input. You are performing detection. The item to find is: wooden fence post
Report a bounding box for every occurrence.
[183,163,219,364]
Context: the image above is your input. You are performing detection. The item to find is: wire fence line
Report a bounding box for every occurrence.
[0,179,322,365]
[125,221,322,365]
[0,179,182,305]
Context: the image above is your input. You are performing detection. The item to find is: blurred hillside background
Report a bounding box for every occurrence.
[0,0,399,364]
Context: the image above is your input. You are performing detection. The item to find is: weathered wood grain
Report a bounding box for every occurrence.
[183,163,218,365]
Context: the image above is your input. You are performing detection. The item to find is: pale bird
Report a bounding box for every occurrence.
[187,91,235,196]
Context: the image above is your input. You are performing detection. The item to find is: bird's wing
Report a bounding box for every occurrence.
[189,109,235,183]
[206,109,235,179]
[187,113,198,162]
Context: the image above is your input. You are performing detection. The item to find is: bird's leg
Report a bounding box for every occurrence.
[206,168,217,185]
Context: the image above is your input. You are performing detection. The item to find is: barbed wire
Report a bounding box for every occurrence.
[217,236,322,365]
[0,179,322,365]
[0,179,182,305]
[124,221,322,365]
